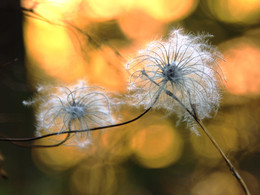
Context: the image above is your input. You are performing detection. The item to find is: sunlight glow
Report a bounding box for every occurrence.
[205,0,260,24]
[70,164,117,194]
[219,30,260,94]
[190,125,238,159]
[22,0,81,20]
[138,0,198,22]
[82,0,134,21]
[118,10,165,42]
[87,46,127,92]
[131,123,183,168]
[191,172,243,195]
[32,137,86,172]
[24,18,87,84]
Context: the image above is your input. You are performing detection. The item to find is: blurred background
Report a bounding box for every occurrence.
[0,0,260,194]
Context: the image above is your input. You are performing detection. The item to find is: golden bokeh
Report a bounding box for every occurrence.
[81,0,134,21]
[23,18,87,84]
[191,171,243,195]
[32,136,87,172]
[19,0,260,193]
[70,163,117,195]
[24,20,127,91]
[22,0,81,20]
[219,30,260,94]
[100,127,134,163]
[131,122,183,168]
[87,46,127,92]
[190,124,238,160]
[205,0,260,25]
[138,0,198,22]
[31,130,104,172]
[118,10,165,43]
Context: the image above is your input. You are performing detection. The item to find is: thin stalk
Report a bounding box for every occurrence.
[163,88,251,195]
[194,118,251,195]
[0,107,151,143]
[9,133,71,148]
[141,72,250,195]
[5,122,73,148]
[0,94,161,147]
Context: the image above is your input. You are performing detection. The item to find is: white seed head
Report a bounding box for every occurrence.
[126,29,223,134]
[30,80,114,147]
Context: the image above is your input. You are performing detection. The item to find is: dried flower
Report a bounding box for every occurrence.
[24,81,114,147]
[126,29,223,134]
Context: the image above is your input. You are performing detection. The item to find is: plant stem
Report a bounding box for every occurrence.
[166,94,250,194]
[194,118,251,195]
[141,71,251,194]
[162,87,251,195]
[151,76,251,194]
[0,106,152,144]
[0,94,161,147]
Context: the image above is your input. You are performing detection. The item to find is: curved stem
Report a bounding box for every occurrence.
[0,94,160,146]
[140,71,251,195]
[162,88,251,195]
[9,133,71,148]
[0,107,151,143]
[195,119,251,195]
[8,122,73,148]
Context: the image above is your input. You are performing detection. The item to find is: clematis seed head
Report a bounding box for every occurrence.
[126,28,224,134]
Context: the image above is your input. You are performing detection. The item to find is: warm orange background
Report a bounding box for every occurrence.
[1,0,260,194]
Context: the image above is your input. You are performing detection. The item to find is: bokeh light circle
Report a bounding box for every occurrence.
[138,0,199,22]
[191,171,242,195]
[204,0,260,25]
[219,29,260,95]
[190,125,238,159]
[70,164,117,195]
[131,123,183,168]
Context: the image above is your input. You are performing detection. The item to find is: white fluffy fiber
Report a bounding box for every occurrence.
[126,29,223,134]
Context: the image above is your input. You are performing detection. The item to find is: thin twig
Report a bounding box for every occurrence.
[0,94,161,147]
[142,71,250,194]
[194,118,251,195]
[9,133,71,148]
[163,88,251,195]
[6,122,73,148]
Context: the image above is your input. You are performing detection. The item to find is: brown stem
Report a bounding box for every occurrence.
[9,123,72,148]
[194,118,251,195]
[167,92,250,194]
[10,133,71,148]
[0,94,161,147]
[142,71,251,194]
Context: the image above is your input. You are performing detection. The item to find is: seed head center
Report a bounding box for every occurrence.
[66,105,86,119]
[163,62,178,82]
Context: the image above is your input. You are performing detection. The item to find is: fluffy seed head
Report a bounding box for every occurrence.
[25,81,114,147]
[126,29,223,134]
